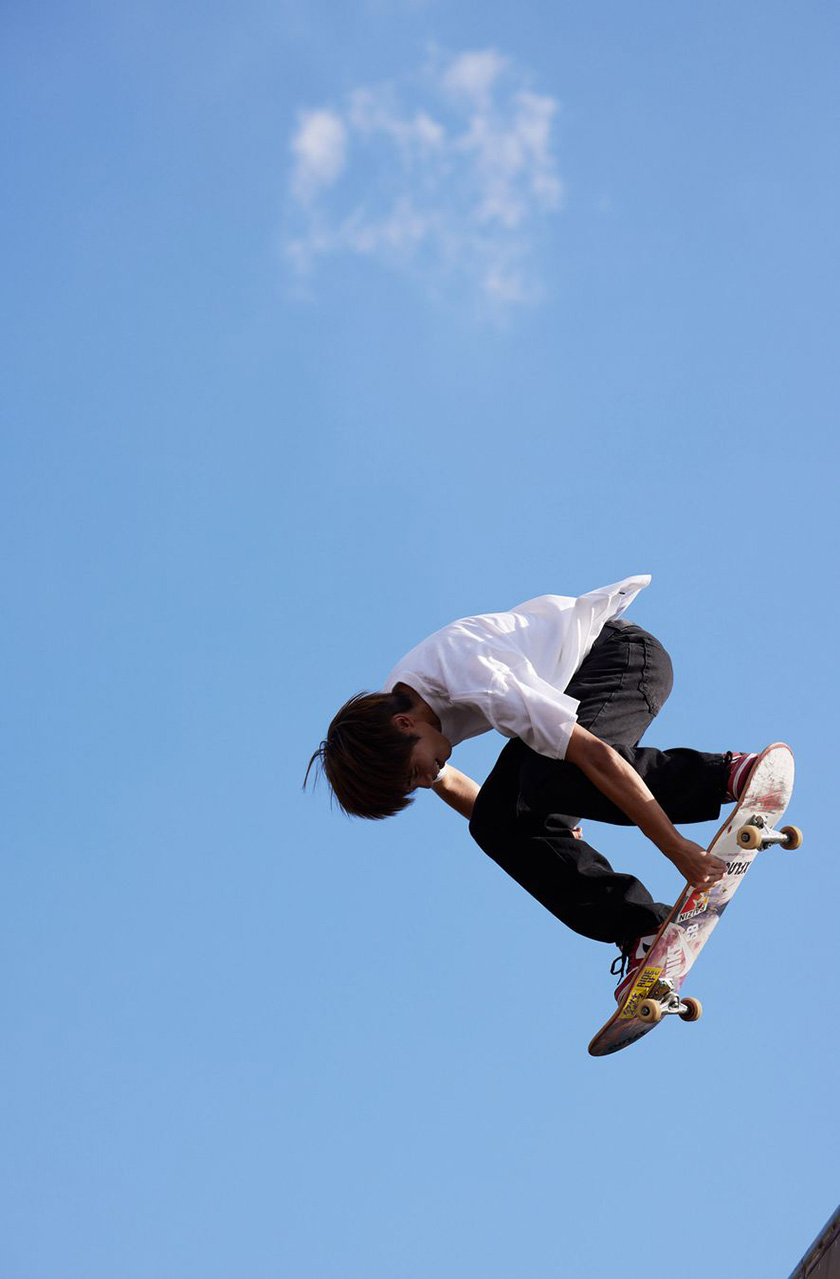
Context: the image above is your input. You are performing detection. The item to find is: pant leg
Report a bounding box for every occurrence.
[470,813,671,945]
[522,744,729,829]
[569,618,674,746]
[469,733,672,946]
[517,619,674,826]
[470,737,728,944]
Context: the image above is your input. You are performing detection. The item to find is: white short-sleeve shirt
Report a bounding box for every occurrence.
[383,575,650,761]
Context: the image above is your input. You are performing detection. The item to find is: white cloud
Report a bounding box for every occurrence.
[441,49,507,106]
[283,48,563,311]
[348,88,446,157]
[290,109,348,202]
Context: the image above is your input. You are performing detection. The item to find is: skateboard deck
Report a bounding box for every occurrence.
[588,742,798,1057]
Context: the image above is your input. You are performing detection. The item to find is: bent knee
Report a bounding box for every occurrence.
[642,635,674,716]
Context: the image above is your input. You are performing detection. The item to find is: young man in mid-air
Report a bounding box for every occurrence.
[306,575,757,1002]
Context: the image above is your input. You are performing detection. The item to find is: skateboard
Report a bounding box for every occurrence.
[588,742,800,1057]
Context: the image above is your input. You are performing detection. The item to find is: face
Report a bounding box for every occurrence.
[393,715,452,791]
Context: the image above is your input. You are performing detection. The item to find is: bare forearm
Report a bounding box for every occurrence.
[572,738,680,855]
[566,725,726,887]
[432,765,480,820]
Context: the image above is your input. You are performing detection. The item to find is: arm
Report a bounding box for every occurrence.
[565,725,727,888]
[432,766,480,821]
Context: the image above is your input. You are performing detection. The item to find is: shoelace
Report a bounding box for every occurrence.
[610,936,656,981]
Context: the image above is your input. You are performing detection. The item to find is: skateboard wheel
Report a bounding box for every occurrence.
[781,824,803,850]
[737,824,763,850]
[679,997,703,1023]
[638,999,662,1024]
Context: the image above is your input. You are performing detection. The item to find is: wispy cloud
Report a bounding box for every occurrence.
[283,48,564,311]
[290,109,349,203]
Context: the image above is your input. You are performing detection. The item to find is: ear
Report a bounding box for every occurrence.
[392,713,416,734]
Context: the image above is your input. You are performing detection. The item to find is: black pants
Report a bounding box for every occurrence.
[468,620,729,950]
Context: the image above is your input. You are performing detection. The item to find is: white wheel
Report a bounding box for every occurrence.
[638,999,662,1024]
[781,825,803,850]
[679,997,703,1023]
[737,824,763,850]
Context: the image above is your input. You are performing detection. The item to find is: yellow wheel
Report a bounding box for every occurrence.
[737,824,763,850]
[781,825,803,850]
[679,997,703,1023]
[638,999,662,1024]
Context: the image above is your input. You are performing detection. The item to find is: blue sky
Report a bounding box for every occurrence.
[2,2,838,1276]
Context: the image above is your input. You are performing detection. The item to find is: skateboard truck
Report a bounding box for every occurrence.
[637,978,703,1026]
[736,815,803,851]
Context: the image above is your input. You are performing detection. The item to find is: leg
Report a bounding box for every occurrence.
[568,618,674,747]
[523,744,729,829]
[470,817,671,946]
[470,735,671,947]
[517,620,676,826]
[515,621,728,827]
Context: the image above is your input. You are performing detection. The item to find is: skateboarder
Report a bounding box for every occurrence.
[305,576,757,1003]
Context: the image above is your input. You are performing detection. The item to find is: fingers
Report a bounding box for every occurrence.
[691,857,727,888]
[668,840,728,889]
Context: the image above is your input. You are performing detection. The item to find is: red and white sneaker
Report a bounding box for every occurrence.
[726,751,759,802]
[612,933,657,1005]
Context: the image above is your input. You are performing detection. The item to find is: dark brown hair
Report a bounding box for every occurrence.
[304,689,418,819]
